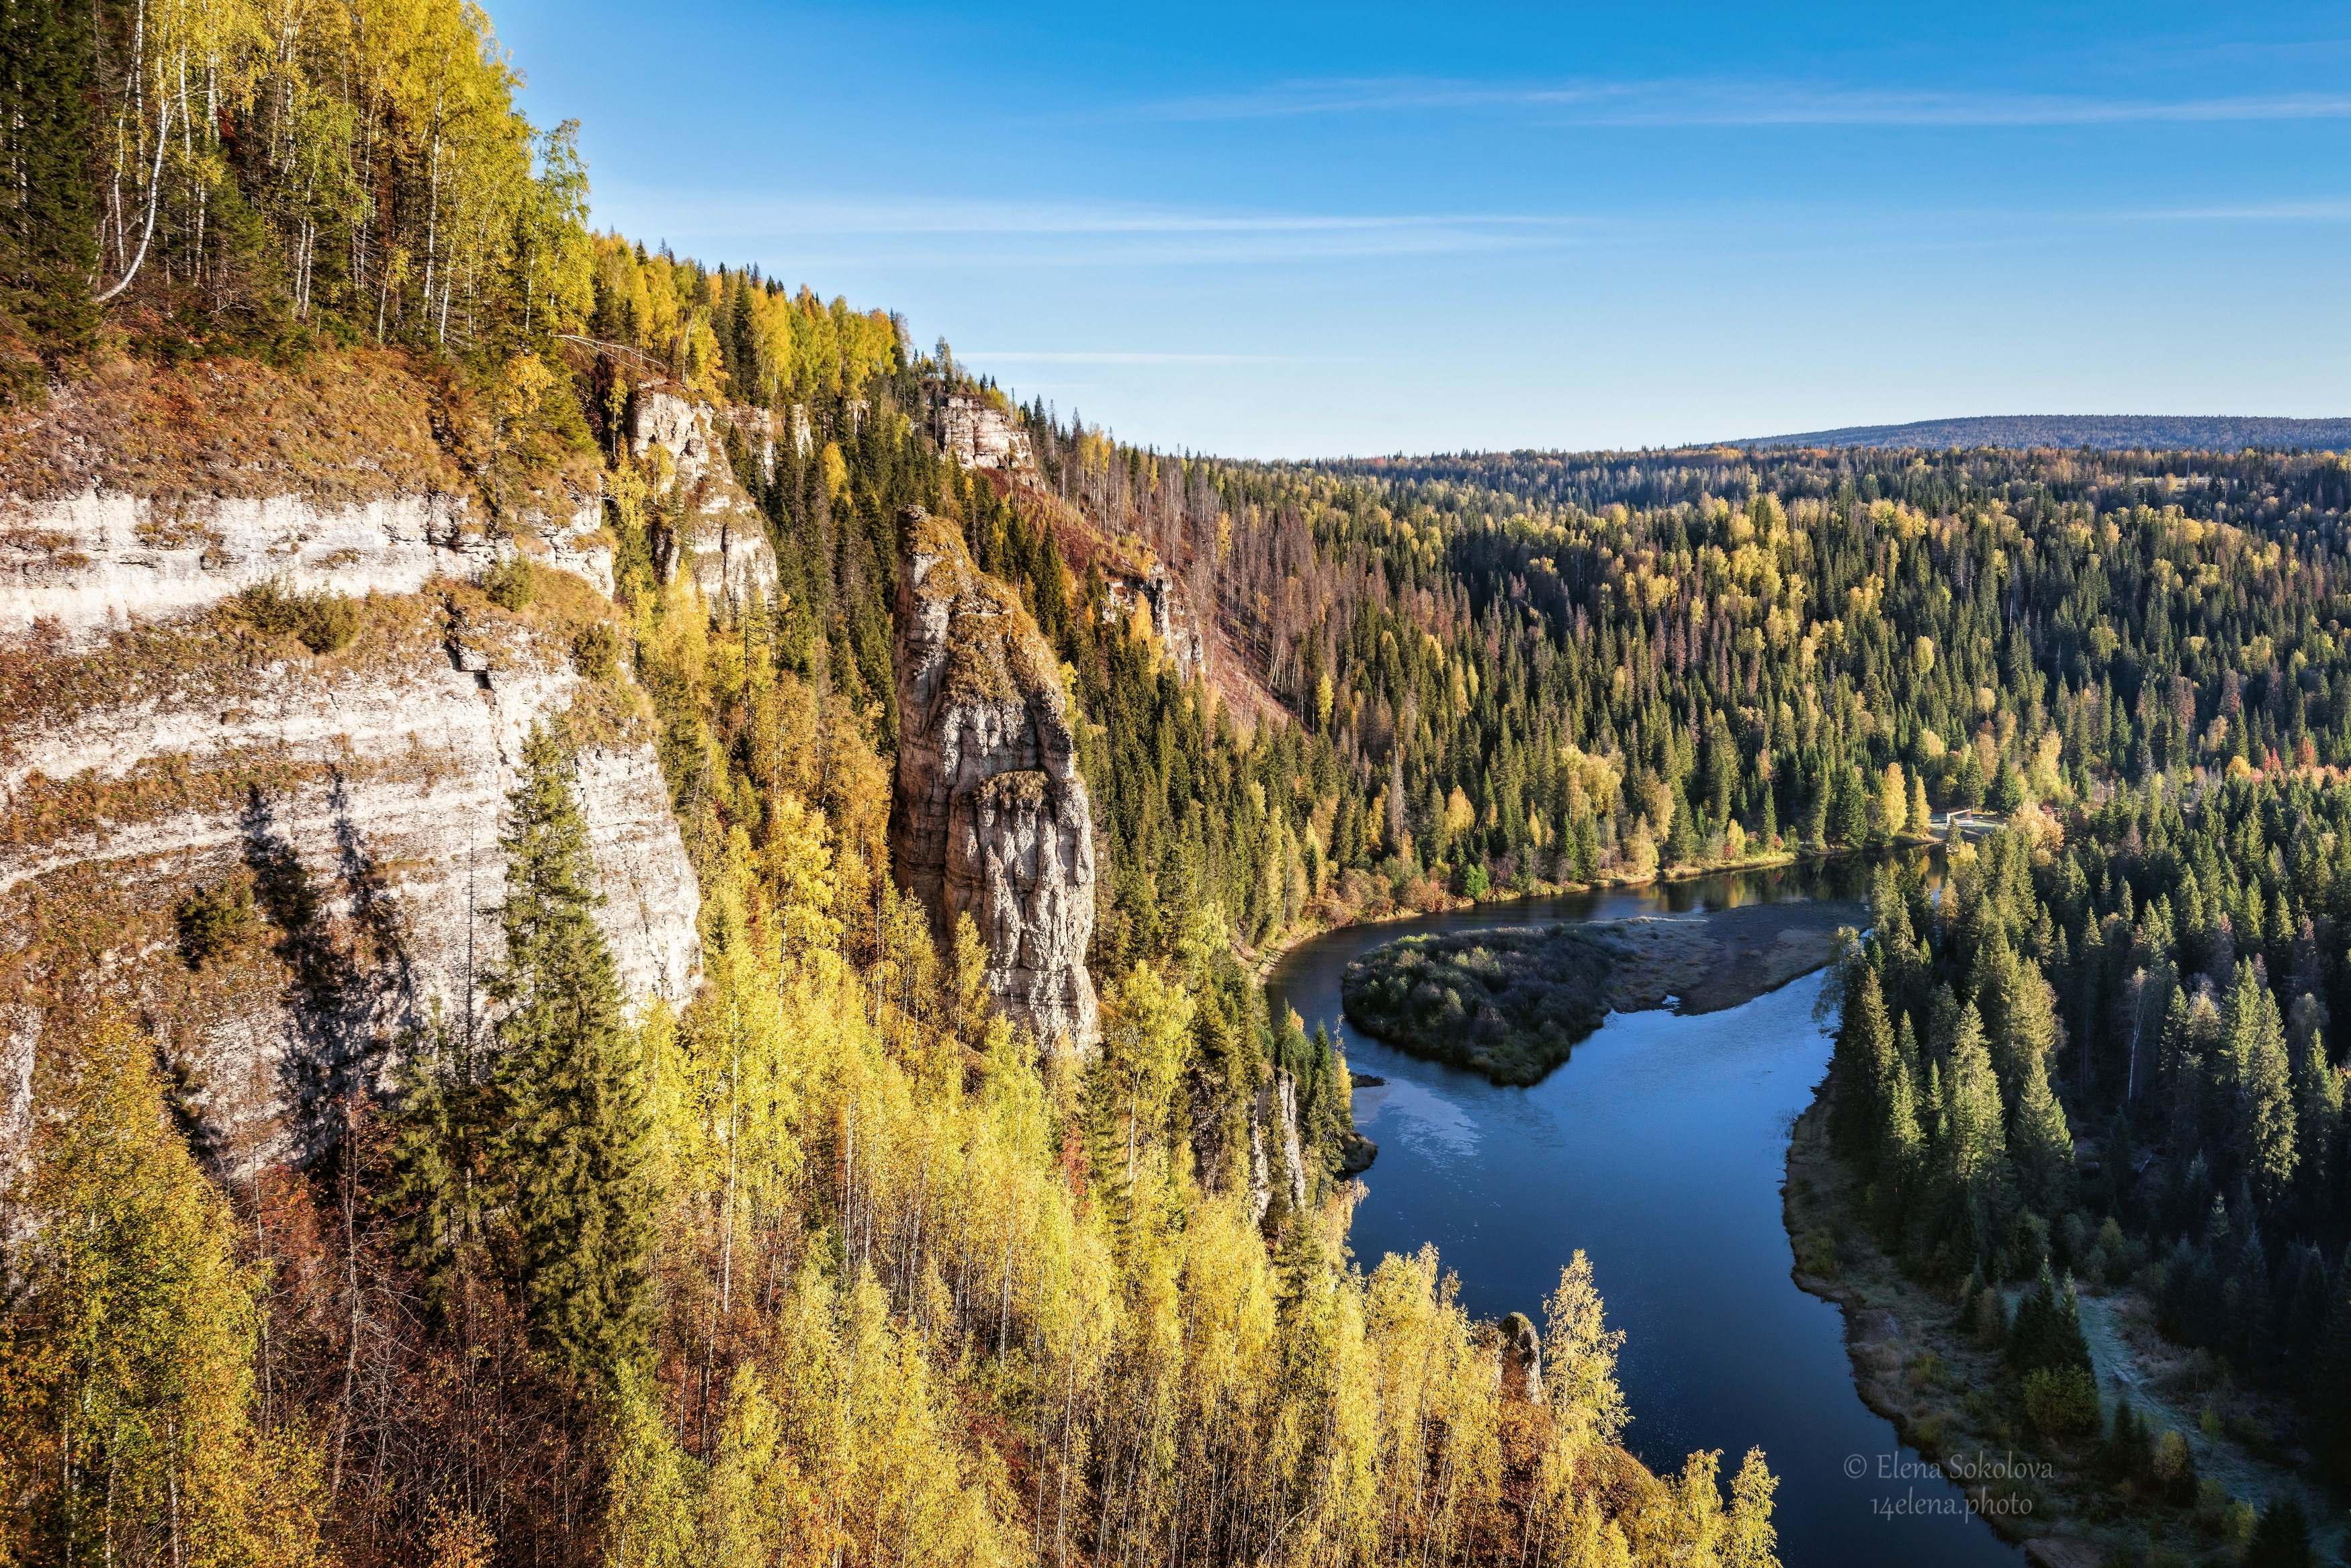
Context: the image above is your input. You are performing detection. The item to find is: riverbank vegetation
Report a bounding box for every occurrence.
[1812,798,2351,1559]
[1341,924,1616,1082]
[1341,901,1871,1084]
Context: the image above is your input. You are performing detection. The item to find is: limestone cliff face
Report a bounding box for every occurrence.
[1250,1072,1310,1219]
[1101,563,1209,684]
[0,488,611,648]
[0,487,701,1177]
[888,508,1098,1052]
[627,389,778,614]
[934,391,1034,473]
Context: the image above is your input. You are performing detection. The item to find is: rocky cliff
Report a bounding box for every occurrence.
[627,387,779,614]
[0,357,705,1178]
[934,391,1033,473]
[887,507,1098,1052]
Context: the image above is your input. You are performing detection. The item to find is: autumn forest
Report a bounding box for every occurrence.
[4,1,2351,1566]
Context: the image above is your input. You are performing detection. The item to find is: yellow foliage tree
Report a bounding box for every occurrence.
[2,1007,325,1568]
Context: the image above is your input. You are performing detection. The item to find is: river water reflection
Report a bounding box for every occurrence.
[1263,858,2022,1566]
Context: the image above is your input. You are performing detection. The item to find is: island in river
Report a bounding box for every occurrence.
[1339,898,1867,1083]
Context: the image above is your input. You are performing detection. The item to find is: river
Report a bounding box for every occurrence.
[1263,857,2023,1567]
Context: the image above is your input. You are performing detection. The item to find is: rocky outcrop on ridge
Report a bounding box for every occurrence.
[887,507,1098,1052]
[935,391,1033,473]
[1101,563,1209,684]
[0,488,612,648]
[627,388,779,614]
[1251,1072,1309,1217]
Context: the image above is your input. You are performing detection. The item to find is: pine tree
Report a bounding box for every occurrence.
[490,722,655,1389]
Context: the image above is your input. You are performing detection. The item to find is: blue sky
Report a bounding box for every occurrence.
[492,1,2350,457]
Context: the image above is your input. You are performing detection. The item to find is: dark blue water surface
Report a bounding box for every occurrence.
[1265,859,2021,1567]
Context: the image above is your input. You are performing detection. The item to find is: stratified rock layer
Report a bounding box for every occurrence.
[889,508,1098,1052]
[0,498,701,1177]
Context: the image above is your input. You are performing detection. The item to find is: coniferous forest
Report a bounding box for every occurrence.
[4,1,2351,1565]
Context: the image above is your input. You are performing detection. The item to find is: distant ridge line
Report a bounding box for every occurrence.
[1732,414,2351,452]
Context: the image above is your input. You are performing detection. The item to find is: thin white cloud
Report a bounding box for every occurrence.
[1143,76,2351,128]
[611,191,1587,237]
[965,351,1294,365]
[594,187,1597,264]
[2126,199,2351,221]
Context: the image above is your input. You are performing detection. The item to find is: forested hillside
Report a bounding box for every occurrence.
[987,408,2351,1546]
[989,418,2351,943]
[12,0,2351,1561]
[0,3,1783,1565]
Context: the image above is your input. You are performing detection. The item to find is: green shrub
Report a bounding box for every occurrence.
[1974,1286,2008,1346]
[1463,864,1489,898]
[574,622,620,682]
[2149,1428,2198,1504]
[177,881,253,969]
[235,577,357,653]
[2022,1365,2099,1438]
[484,555,537,610]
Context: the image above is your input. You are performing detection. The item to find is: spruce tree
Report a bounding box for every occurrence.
[2227,961,2298,1203]
[1937,1001,2009,1261]
[388,1017,493,1321]
[2007,1262,2093,1375]
[1871,864,1917,1013]
[2320,1249,2351,1481]
[2010,1046,2076,1216]
[490,722,654,1390]
[1829,960,1892,1166]
[2243,1496,2314,1568]
[1945,1003,2007,1188]
[1877,1050,1924,1231]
